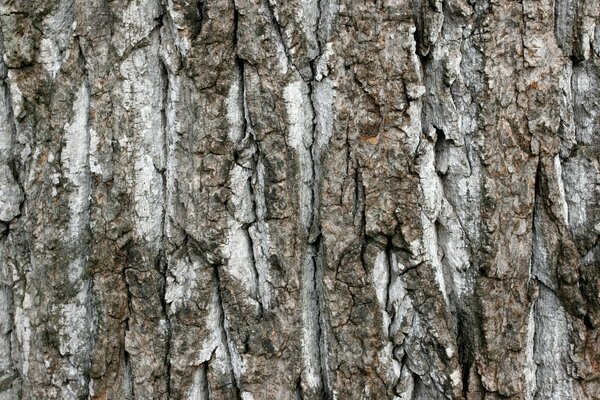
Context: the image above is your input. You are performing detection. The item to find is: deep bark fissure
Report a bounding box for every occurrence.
[157,251,172,396]
[192,0,206,40]
[121,224,135,396]
[235,50,266,315]
[123,348,134,399]
[304,38,330,396]
[200,362,210,400]
[236,3,270,318]
[263,0,295,69]
[456,311,474,393]
[384,235,394,326]
[313,0,323,57]
[529,156,544,399]
[213,265,242,399]
[310,234,329,398]
[244,226,264,315]
[157,45,173,396]
[81,92,93,400]
[233,0,240,51]
[295,374,304,400]
[2,1,599,398]
[530,157,542,280]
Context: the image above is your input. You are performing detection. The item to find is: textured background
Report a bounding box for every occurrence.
[0,0,599,399]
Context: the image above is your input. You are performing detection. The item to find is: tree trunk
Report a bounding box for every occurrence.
[1,0,599,399]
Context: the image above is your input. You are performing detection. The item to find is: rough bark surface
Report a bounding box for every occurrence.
[1,0,599,399]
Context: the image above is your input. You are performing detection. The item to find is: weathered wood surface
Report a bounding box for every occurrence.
[0,0,599,398]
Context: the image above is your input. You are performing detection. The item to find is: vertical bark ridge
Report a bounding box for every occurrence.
[0,24,24,398]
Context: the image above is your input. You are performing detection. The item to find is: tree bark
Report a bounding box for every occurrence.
[1,0,599,399]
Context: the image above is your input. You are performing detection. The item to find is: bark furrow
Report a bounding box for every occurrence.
[0,0,599,399]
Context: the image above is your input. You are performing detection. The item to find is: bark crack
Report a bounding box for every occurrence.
[122,271,134,400]
[296,32,331,397]
[158,37,173,397]
[307,98,329,400]
[213,265,243,399]
[264,0,295,68]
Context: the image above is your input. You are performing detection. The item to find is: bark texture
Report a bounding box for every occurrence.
[1,0,599,399]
